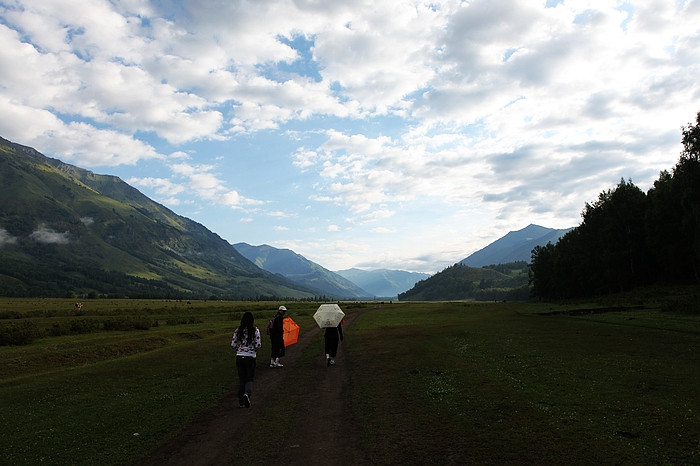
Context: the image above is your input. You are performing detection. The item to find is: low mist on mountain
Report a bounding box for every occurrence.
[0,137,314,299]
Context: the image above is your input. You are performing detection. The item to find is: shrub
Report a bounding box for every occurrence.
[69,319,101,334]
[661,295,699,314]
[103,317,154,331]
[49,321,70,336]
[0,321,37,345]
[166,316,203,325]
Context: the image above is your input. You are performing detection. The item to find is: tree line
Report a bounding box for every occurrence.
[530,112,700,299]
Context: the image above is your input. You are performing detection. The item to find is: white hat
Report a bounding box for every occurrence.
[278,305,287,311]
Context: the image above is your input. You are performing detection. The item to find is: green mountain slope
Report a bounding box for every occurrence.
[0,137,314,299]
[398,262,530,301]
[234,242,371,299]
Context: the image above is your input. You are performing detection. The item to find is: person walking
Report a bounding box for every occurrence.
[324,321,344,366]
[269,305,287,368]
[231,311,261,408]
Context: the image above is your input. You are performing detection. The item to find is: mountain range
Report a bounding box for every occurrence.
[0,136,573,300]
[0,137,314,299]
[233,244,431,298]
[238,226,574,299]
[335,268,431,298]
[233,243,370,299]
[394,224,574,301]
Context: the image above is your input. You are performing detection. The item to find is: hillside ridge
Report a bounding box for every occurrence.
[234,242,371,299]
[0,137,313,299]
[461,224,573,267]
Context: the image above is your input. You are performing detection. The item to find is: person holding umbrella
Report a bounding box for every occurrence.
[231,311,261,408]
[313,304,346,367]
[324,321,344,366]
[269,305,287,368]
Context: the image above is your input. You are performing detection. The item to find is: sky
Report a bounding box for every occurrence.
[1,0,699,274]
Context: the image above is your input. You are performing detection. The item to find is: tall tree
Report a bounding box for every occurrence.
[646,112,700,283]
[531,111,700,299]
[578,179,648,293]
[530,242,559,298]
[673,112,699,281]
[646,170,681,281]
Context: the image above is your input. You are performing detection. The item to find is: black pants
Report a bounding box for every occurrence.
[324,334,340,357]
[270,334,285,358]
[236,356,256,405]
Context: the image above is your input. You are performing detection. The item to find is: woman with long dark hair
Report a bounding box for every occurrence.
[231,311,261,408]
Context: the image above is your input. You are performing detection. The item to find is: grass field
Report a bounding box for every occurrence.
[1,296,699,464]
[348,301,700,463]
[0,298,317,465]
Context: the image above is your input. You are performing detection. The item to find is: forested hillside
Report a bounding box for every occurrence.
[399,262,530,301]
[530,112,700,299]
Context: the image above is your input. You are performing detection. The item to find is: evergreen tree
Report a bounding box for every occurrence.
[530,111,700,298]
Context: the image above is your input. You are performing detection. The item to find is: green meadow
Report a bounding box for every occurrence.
[1,297,699,464]
[349,301,700,464]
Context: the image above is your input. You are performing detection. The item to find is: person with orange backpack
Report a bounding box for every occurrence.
[268,305,287,367]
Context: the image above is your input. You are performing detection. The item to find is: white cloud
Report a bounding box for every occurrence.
[30,225,69,244]
[34,123,164,166]
[0,97,164,167]
[1,0,698,272]
[311,1,442,112]
[162,197,180,206]
[0,228,18,246]
[165,162,265,209]
[292,148,320,170]
[127,177,185,197]
[370,227,395,234]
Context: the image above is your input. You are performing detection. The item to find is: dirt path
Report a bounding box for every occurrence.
[134,312,364,466]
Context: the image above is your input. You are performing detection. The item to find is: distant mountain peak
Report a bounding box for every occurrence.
[335,268,431,298]
[460,224,573,267]
[233,242,371,299]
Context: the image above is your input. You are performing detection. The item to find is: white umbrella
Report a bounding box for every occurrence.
[313,303,345,328]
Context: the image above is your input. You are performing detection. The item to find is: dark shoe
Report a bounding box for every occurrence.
[243,393,251,408]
